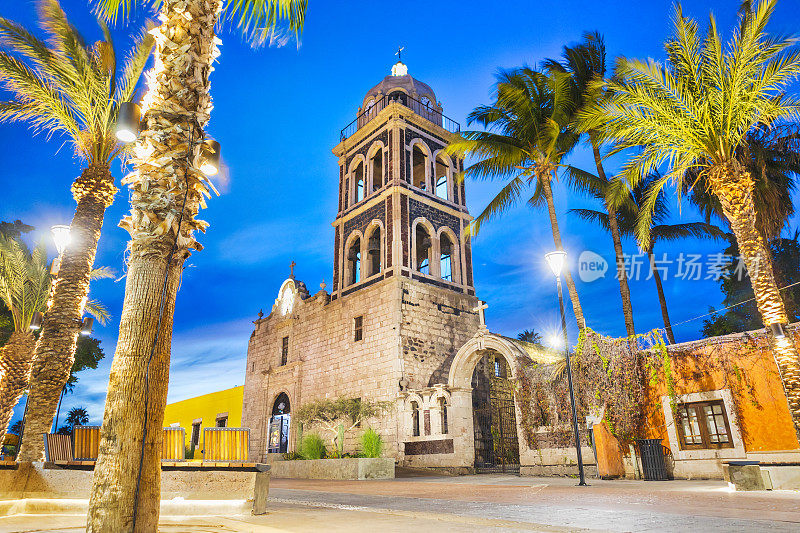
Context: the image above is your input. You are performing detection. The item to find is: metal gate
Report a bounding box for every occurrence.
[473,355,520,474]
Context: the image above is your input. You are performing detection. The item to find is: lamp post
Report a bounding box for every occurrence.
[544,250,587,486]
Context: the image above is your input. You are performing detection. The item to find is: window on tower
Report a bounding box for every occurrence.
[415,225,431,275]
[411,401,420,437]
[366,227,381,276]
[354,161,364,203]
[348,237,361,285]
[440,233,453,282]
[435,157,449,199]
[412,144,427,190]
[371,150,383,192]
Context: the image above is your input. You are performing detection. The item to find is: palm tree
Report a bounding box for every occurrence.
[689,123,800,241]
[86,0,306,529]
[3,1,154,463]
[571,175,723,343]
[0,236,109,441]
[547,31,637,337]
[0,237,49,442]
[448,67,587,329]
[65,406,89,428]
[581,1,800,431]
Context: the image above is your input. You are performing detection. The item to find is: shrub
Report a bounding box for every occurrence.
[299,433,327,460]
[185,446,194,459]
[360,428,384,458]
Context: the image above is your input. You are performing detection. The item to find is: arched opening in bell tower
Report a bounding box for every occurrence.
[435,155,449,200]
[415,224,432,275]
[366,226,382,276]
[354,161,365,203]
[371,149,383,191]
[347,236,361,285]
[412,144,428,190]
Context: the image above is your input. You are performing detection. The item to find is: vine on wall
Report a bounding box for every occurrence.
[514,327,773,451]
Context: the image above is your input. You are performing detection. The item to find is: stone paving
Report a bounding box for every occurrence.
[3,474,800,532]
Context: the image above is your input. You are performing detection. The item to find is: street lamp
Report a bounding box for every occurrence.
[115,102,141,143]
[51,224,71,256]
[544,250,587,486]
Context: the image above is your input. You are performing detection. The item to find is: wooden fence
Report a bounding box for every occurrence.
[73,425,100,461]
[203,427,249,462]
[162,427,186,461]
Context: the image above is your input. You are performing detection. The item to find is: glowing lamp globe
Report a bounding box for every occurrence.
[51,225,71,256]
[544,250,567,278]
[115,102,141,143]
[200,139,221,176]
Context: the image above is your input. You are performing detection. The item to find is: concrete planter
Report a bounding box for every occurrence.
[269,457,395,480]
[0,463,270,515]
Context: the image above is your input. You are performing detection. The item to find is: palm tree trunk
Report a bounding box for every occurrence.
[647,247,675,344]
[712,163,800,436]
[540,175,586,329]
[0,331,36,441]
[87,0,219,529]
[17,164,116,462]
[592,142,635,337]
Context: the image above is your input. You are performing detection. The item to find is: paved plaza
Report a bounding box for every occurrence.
[3,474,800,532]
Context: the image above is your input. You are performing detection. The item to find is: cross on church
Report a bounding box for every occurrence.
[473,300,488,329]
[395,46,404,62]
[289,261,296,278]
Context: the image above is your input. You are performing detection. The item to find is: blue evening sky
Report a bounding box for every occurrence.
[4,0,800,425]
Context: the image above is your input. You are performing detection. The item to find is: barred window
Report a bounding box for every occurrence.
[354,316,363,342]
[281,336,289,366]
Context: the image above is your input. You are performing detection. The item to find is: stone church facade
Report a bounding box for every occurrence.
[242,61,543,472]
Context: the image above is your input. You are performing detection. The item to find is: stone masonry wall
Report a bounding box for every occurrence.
[243,279,403,462]
[399,278,480,389]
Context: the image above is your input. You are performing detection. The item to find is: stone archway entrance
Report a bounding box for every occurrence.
[472,351,520,473]
[268,392,291,454]
[448,332,528,474]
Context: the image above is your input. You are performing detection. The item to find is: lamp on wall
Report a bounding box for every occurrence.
[200,139,221,176]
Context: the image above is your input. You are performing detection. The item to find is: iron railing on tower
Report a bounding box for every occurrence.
[340,93,461,141]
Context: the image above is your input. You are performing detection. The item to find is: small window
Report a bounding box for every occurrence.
[354,316,363,342]
[281,336,289,366]
[411,401,420,437]
[216,414,228,428]
[439,397,448,435]
[251,361,255,372]
[676,400,734,450]
[190,422,201,448]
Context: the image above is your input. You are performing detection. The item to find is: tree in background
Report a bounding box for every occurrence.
[65,406,90,428]
[703,231,800,336]
[581,1,800,431]
[2,1,154,463]
[517,329,544,347]
[0,221,34,240]
[86,0,306,528]
[0,235,110,441]
[448,67,587,330]
[547,31,637,338]
[571,174,723,343]
[295,398,391,458]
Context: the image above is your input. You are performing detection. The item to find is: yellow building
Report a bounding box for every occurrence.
[162,385,244,457]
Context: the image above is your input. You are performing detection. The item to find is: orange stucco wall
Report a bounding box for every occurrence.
[642,334,799,453]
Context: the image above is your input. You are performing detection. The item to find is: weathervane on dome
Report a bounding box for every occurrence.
[392,47,408,76]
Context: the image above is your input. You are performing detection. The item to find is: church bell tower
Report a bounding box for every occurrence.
[331,60,475,300]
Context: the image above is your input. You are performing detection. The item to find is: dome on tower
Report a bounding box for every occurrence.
[360,61,439,112]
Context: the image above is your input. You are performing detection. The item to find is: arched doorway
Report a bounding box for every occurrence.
[268,393,291,454]
[471,351,520,473]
